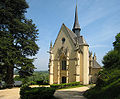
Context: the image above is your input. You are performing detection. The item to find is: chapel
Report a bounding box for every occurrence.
[48,5,101,85]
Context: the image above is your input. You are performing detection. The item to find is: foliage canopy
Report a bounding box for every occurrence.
[0,0,39,87]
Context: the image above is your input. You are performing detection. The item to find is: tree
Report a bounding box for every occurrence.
[102,33,120,69]
[0,0,39,87]
[102,50,120,69]
[113,33,120,52]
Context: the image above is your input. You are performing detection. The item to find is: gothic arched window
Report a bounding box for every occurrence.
[62,60,66,70]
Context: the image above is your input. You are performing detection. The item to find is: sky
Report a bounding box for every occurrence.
[26,0,120,71]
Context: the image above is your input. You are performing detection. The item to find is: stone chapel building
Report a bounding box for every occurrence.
[48,5,102,85]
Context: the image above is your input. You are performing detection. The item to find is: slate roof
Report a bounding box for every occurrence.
[92,60,102,68]
[64,24,77,44]
[63,24,88,46]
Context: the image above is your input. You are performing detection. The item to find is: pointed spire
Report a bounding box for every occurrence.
[50,41,52,49]
[72,4,81,36]
[73,5,80,29]
[93,53,96,60]
[89,51,93,60]
[90,51,93,56]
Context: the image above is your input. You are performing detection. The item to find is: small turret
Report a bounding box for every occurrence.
[89,51,93,61]
[93,53,96,60]
[50,41,52,50]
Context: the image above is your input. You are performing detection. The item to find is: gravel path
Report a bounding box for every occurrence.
[0,88,20,99]
[0,86,89,99]
[54,86,89,99]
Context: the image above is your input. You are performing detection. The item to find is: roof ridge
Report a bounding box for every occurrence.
[63,24,76,35]
[63,24,77,45]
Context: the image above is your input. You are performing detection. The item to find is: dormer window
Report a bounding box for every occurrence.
[62,38,65,44]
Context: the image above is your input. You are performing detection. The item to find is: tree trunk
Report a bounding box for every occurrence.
[5,65,14,88]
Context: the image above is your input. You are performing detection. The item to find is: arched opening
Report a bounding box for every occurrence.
[62,60,66,70]
[62,76,66,83]
[60,54,67,70]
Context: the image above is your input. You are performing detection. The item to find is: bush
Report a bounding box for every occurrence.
[28,81,37,85]
[14,71,49,86]
[84,78,120,99]
[0,81,7,89]
[36,80,44,85]
[50,82,82,89]
[27,71,49,85]
[20,85,56,99]
[84,70,120,99]
[14,76,23,81]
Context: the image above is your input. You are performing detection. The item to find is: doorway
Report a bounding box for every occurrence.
[62,76,66,83]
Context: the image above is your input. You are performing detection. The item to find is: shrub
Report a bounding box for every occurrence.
[28,81,36,85]
[20,85,56,99]
[50,82,82,89]
[14,76,23,81]
[36,80,44,85]
[0,81,7,89]
[84,70,120,99]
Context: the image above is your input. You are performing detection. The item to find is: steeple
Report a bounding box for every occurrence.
[72,4,81,37]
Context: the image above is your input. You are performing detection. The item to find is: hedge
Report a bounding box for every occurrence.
[27,80,49,85]
[50,82,82,89]
[84,78,120,99]
[20,84,56,99]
